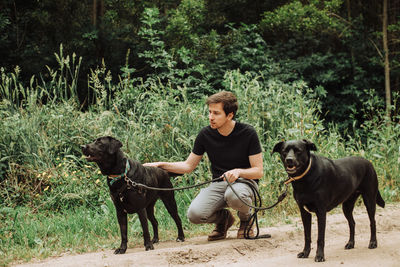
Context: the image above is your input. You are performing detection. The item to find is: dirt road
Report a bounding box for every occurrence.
[14,204,399,267]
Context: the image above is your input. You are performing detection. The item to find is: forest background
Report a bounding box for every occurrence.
[0,0,399,266]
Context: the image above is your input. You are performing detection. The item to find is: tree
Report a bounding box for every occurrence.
[383,0,391,119]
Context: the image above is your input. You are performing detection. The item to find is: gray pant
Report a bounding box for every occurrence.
[187,179,258,224]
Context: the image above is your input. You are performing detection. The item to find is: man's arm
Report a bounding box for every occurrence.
[223,152,263,183]
[143,152,203,174]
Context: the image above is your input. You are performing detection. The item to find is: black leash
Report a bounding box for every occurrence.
[124,174,288,240]
[224,176,288,239]
[124,175,223,191]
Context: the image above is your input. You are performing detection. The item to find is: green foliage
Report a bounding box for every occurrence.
[261,0,343,37]
[166,0,206,49]
[347,91,400,199]
[1,58,399,265]
[193,23,278,91]
[1,0,398,134]
[1,1,400,264]
[139,8,176,80]
[0,45,82,111]
[259,0,386,134]
[137,7,213,97]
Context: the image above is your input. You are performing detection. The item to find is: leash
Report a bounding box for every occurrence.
[107,159,223,189]
[124,175,224,191]
[123,171,288,240]
[224,176,288,239]
[224,176,288,211]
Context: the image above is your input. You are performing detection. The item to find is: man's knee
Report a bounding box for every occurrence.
[187,206,207,224]
[225,187,252,211]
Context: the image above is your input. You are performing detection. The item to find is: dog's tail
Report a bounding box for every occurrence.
[376,190,385,208]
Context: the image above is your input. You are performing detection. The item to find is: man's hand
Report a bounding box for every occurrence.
[143,162,163,168]
[223,169,241,183]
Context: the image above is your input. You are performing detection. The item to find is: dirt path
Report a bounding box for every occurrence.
[14,204,400,267]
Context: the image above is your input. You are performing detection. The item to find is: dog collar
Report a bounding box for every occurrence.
[284,158,312,185]
[108,159,130,186]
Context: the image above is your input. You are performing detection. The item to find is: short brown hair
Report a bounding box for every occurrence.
[206,91,238,118]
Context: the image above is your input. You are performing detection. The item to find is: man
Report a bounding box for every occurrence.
[144,91,263,241]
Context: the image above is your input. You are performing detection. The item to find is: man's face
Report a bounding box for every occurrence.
[208,102,233,129]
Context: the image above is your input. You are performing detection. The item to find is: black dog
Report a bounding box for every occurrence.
[272,139,385,262]
[81,136,185,253]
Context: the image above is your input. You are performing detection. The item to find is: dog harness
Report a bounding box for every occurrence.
[284,158,312,185]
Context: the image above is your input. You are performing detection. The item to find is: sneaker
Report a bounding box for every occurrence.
[207,209,235,241]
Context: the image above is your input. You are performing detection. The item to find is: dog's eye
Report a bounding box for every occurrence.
[293,148,302,154]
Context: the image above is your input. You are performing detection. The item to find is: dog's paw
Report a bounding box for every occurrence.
[314,255,325,262]
[114,247,127,254]
[145,243,154,251]
[297,251,310,258]
[368,241,377,249]
[345,241,355,249]
[176,236,185,242]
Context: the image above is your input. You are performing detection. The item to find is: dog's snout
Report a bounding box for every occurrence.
[285,149,297,165]
[285,158,294,165]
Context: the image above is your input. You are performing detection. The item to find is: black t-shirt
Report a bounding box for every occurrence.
[192,122,262,179]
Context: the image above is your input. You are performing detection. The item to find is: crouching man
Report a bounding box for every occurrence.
[144,91,263,240]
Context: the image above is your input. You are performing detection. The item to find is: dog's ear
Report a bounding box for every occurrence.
[302,139,317,151]
[272,141,284,155]
[107,136,123,154]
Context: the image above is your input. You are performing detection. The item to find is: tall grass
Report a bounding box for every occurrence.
[0,45,82,112]
[0,51,399,266]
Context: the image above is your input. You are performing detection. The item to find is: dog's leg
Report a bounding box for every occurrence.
[315,210,327,262]
[297,206,312,259]
[342,193,359,249]
[361,193,378,248]
[146,200,159,244]
[115,208,128,254]
[137,208,154,251]
[159,190,185,242]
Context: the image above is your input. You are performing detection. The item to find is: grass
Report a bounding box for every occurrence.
[0,54,399,266]
[0,191,297,267]
[1,206,120,265]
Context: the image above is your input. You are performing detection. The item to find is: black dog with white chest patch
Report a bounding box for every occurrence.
[82,136,185,253]
[272,139,385,262]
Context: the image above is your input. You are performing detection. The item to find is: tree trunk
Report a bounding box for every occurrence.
[383,0,391,119]
[346,0,356,75]
[93,0,97,26]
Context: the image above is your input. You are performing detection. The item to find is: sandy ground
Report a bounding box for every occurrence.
[13,203,399,267]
